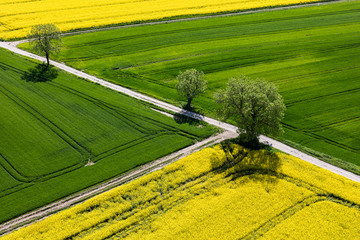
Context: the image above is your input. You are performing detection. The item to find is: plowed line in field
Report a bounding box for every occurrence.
[0,85,89,180]
[275,64,360,85]
[0,0,149,17]
[242,194,360,239]
[0,131,237,236]
[2,34,360,183]
[8,0,345,40]
[0,153,30,183]
[49,81,201,138]
[308,116,360,131]
[67,169,359,239]
[62,27,360,64]
[3,0,250,19]
[0,83,90,162]
[282,123,359,152]
[286,85,360,107]
[242,195,325,240]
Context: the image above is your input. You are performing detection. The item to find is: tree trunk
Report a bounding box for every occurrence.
[45,51,50,69]
[186,97,192,109]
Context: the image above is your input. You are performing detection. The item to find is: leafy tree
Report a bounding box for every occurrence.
[176,69,207,109]
[28,24,62,68]
[215,76,286,143]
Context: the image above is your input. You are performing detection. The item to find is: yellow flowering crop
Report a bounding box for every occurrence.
[0,0,322,40]
[260,201,360,239]
[2,144,360,239]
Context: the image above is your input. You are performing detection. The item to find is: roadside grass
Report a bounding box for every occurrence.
[3,143,360,240]
[32,0,360,168]
[0,0,326,40]
[0,48,216,224]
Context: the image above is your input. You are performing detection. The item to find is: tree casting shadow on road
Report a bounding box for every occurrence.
[21,64,58,83]
[173,106,204,126]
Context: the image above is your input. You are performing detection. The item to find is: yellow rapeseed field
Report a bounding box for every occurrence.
[0,0,323,39]
[2,143,360,239]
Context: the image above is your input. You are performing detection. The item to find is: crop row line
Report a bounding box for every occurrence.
[126,41,359,79]
[276,63,360,86]
[0,61,25,74]
[305,131,359,152]
[60,163,219,239]
[308,116,360,132]
[0,84,88,179]
[48,82,151,134]
[241,195,326,240]
[85,167,360,239]
[286,84,360,107]
[50,81,198,138]
[68,154,324,239]
[0,72,202,200]
[0,153,30,183]
[39,0,316,36]
[94,134,163,162]
[64,7,359,49]
[113,70,174,90]
[0,183,33,200]
[64,20,359,61]
[0,0,150,18]
[282,123,359,152]
[93,173,227,239]
[242,192,360,240]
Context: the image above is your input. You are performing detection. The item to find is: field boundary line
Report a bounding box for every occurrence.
[0,40,359,183]
[7,0,352,41]
[0,0,351,43]
[0,131,237,236]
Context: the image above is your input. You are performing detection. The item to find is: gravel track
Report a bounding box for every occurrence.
[0,40,358,183]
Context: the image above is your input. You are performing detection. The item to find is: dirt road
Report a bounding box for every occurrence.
[0,40,358,183]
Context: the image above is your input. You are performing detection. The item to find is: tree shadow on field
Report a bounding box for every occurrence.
[173,107,204,126]
[210,140,282,192]
[21,64,58,83]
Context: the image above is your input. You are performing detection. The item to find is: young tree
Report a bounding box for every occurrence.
[28,24,62,68]
[176,69,207,109]
[215,76,286,143]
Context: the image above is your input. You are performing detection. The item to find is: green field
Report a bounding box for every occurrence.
[43,1,360,168]
[0,48,215,224]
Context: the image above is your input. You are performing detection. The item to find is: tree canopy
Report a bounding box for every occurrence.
[28,24,62,68]
[176,69,207,109]
[215,76,286,143]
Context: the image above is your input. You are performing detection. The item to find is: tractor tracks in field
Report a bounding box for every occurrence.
[44,0,357,39]
[0,43,360,238]
[0,130,238,237]
[2,38,358,183]
[1,0,353,45]
[0,8,360,181]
